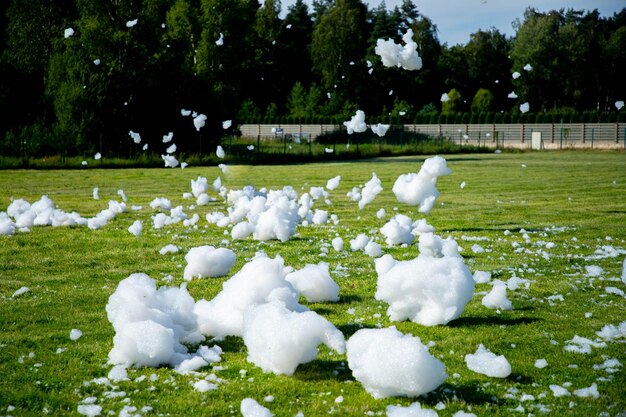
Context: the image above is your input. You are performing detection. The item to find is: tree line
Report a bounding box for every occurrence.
[1,0,625,158]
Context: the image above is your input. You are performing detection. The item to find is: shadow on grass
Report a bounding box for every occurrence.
[337,294,363,304]
[310,307,333,315]
[442,226,519,234]
[336,323,374,338]
[212,335,245,353]
[423,380,511,407]
[506,373,533,384]
[294,359,352,382]
[448,315,540,328]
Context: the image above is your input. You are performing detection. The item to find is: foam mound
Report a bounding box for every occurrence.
[285,262,340,302]
[380,214,419,246]
[481,281,513,310]
[243,301,345,375]
[183,246,236,281]
[465,344,512,378]
[106,273,212,368]
[375,233,474,326]
[386,402,439,417]
[240,398,273,417]
[194,254,304,339]
[346,327,447,399]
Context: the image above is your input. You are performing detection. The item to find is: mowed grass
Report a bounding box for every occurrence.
[0,151,625,417]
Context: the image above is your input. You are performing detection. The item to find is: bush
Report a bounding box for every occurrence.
[470,88,495,114]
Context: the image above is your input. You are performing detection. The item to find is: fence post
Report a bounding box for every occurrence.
[256,132,260,161]
[591,128,594,149]
[582,123,586,144]
[521,124,525,144]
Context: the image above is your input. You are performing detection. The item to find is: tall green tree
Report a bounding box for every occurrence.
[2,0,76,153]
[252,0,284,110]
[311,0,368,90]
[46,0,177,155]
[464,28,511,111]
[277,0,314,89]
[196,0,259,140]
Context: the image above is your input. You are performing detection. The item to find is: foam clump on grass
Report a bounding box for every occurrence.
[386,402,438,417]
[596,320,626,340]
[240,398,273,417]
[0,213,16,235]
[375,233,474,326]
[150,197,171,211]
[392,156,452,214]
[573,383,599,398]
[207,186,301,242]
[549,384,570,397]
[194,254,305,339]
[5,196,87,229]
[183,246,236,281]
[481,281,513,310]
[285,262,339,302]
[465,344,511,378]
[127,220,142,236]
[350,233,370,251]
[243,301,345,375]
[380,214,422,246]
[11,286,29,298]
[191,176,209,198]
[106,273,209,368]
[326,175,341,190]
[473,270,492,284]
[346,327,447,399]
[159,244,179,255]
[77,404,102,417]
[87,200,126,230]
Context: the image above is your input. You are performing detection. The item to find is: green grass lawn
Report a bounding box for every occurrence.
[0,151,625,416]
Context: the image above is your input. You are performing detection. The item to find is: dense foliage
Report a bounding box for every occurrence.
[1,0,625,158]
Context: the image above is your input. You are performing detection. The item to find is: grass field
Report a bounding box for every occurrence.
[1,151,625,417]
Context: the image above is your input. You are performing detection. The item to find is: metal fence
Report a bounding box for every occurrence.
[239,123,626,150]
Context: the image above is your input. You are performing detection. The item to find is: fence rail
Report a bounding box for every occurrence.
[239,123,626,150]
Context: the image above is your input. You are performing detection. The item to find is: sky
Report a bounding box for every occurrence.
[279,0,625,45]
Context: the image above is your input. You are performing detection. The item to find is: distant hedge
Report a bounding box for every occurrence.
[242,111,626,125]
